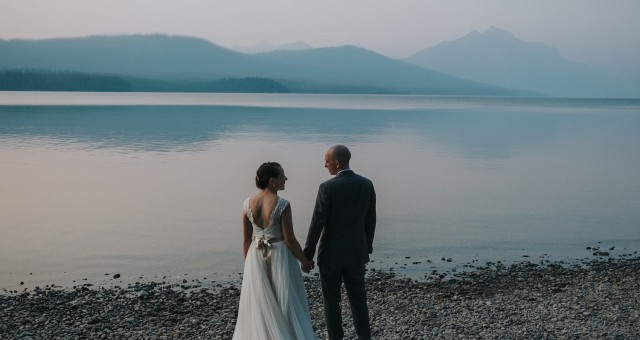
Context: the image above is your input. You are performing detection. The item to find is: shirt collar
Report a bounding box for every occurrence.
[337,169,353,175]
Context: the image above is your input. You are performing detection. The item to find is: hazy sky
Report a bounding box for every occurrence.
[1,0,639,66]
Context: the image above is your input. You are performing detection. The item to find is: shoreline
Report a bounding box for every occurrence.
[4,242,636,294]
[2,257,638,339]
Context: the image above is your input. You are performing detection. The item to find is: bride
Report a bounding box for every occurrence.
[232,162,318,339]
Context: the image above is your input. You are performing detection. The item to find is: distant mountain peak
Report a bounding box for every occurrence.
[230,41,312,54]
[405,27,612,97]
[484,26,516,39]
[459,26,518,43]
[276,41,312,51]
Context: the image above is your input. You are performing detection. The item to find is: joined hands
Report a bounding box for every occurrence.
[301,259,315,273]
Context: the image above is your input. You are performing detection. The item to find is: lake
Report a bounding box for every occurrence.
[1,92,639,291]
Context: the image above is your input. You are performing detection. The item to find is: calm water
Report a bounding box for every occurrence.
[1,92,640,290]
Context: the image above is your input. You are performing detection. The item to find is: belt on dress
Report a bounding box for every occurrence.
[254,236,283,258]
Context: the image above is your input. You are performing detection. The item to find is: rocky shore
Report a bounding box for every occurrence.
[2,256,639,339]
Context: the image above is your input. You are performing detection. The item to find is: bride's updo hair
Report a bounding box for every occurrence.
[255,162,282,190]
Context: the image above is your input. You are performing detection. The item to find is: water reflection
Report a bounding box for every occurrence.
[1,96,639,289]
[3,104,628,160]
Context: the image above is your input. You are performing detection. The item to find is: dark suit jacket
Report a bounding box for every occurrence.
[304,169,376,268]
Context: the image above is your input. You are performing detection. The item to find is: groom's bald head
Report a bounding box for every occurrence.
[325,145,351,175]
[328,145,351,166]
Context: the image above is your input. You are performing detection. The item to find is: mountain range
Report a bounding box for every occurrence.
[0,28,632,97]
[0,34,520,95]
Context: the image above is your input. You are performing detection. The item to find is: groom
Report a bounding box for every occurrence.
[303,145,376,340]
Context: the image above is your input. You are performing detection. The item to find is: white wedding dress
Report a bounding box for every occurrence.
[233,197,317,340]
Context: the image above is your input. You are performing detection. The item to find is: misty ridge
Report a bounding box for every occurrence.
[0,27,636,97]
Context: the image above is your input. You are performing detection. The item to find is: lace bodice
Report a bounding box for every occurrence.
[243,196,289,241]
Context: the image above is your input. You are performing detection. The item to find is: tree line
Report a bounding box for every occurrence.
[0,70,289,93]
[0,70,131,92]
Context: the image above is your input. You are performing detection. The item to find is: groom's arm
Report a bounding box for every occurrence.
[365,184,376,254]
[303,184,328,260]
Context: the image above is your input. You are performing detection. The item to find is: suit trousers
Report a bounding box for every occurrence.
[319,263,371,340]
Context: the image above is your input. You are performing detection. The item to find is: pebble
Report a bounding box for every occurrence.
[1,257,638,339]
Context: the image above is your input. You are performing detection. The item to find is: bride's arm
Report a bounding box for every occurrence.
[242,213,253,259]
[281,204,314,268]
